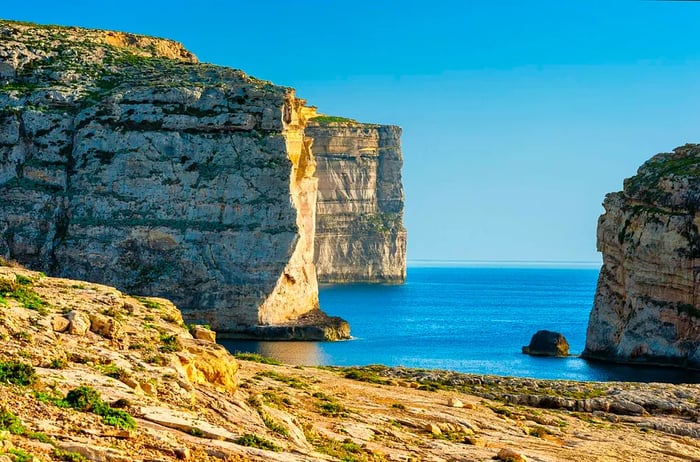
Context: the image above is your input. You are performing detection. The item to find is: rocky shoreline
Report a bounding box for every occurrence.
[0,264,699,461]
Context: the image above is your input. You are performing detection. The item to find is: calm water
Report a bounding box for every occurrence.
[221,266,700,383]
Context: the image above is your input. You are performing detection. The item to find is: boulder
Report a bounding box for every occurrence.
[522,330,569,356]
[66,310,90,336]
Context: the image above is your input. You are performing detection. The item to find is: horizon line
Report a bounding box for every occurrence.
[407,259,602,268]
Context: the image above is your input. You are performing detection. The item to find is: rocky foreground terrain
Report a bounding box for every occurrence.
[0,262,699,462]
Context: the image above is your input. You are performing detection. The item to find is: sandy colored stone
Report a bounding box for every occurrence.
[584,144,700,368]
[497,448,528,462]
[140,382,157,396]
[191,326,216,343]
[0,265,698,461]
[447,397,464,408]
[66,310,90,335]
[51,315,70,332]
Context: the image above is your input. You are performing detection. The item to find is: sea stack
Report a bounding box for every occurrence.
[583,144,700,369]
[306,115,407,283]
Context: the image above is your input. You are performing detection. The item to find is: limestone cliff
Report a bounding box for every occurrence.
[583,144,700,369]
[0,20,348,339]
[305,115,406,283]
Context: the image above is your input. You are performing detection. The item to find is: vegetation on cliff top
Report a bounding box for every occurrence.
[310,115,358,124]
[623,144,700,205]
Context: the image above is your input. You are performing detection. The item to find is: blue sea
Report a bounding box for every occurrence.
[221,266,700,383]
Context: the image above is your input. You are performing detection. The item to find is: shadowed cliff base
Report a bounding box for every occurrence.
[219,309,351,341]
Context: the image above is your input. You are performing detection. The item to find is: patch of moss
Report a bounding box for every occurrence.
[344,369,391,385]
[311,115,358,124]
[235,433,280,452]
[0,408,25,435]
[53,449,88,462]
[255,370,307,389]
[0,275,49,315]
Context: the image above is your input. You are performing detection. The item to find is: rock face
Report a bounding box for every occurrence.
[305,115,406,283]
[583,144,700,369]
[0,20,349,339]
[522,330,570,357]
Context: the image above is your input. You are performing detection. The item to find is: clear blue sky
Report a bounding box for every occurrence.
[4,0,700,263]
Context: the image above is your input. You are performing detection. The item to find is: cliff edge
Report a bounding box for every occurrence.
[583,144,700,369]
[306,115,406,283]
[0,20,348,340]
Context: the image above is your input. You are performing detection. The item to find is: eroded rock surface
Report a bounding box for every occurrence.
[1,265,699,461]
[0,20,347,338]
[305,115,406,283]
[583,144,700,368]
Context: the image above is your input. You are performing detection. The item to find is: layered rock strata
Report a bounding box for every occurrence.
[583,144,700,369]
[305,115,406,283]
[0,20,348,339]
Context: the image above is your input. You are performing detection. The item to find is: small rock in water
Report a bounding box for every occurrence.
[522,330,569,356]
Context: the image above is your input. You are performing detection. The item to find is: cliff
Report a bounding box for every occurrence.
[583,144,700,369]
[305,115,406,283]
[0,20,348,339]
[1,264,698,462]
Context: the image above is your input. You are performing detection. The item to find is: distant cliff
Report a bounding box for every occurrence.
[583,144,700,369]
[306,115,406,283]
[0,20,349,340]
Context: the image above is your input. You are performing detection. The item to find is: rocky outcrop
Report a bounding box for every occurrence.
[1,264,700,461]
[305,114,406,283]
[522,330,569,357]
[0,20,348,339]
[583,144,700,369]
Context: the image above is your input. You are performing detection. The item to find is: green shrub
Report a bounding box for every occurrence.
[135,296,161,310]
[528,425,553,438]
[49,358,67,369]
[255,370,306,389]
[0,408,25,435]
[34,390,70,408]
[15,275,33,286]
[65,386,102,412]
[96,363,129,380]
[64,386,136,430]
[53,449,87,462]
[8,448,32,462]
[235,433,280,452]
[0,276,49,314]
[311,115,357,124]
[159,334,181,353]
[27,431,52,443]
[0,360,37,386]
[344,369,390,384]
[233,352,281,365]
